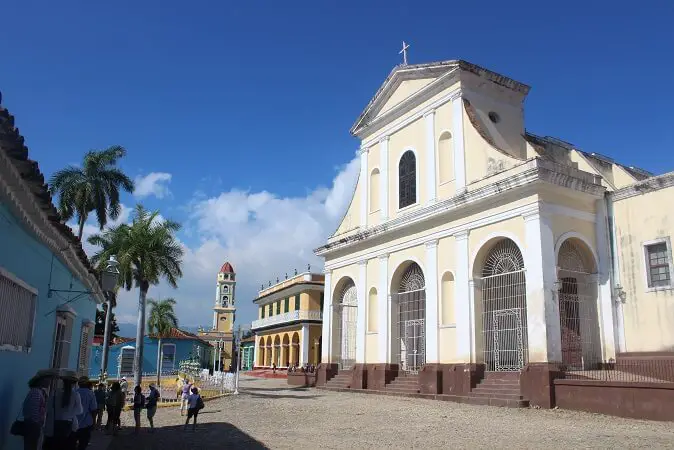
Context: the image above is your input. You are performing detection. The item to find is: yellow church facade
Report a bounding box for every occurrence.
[314,58,674,413]
[252,272,324,369]
[198,261,236,371]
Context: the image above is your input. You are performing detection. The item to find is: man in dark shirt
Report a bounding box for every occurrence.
[146,384,160,432]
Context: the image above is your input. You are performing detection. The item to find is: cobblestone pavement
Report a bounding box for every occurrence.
[103,375,674,449]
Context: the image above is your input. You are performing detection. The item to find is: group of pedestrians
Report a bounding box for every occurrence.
[176,377,204,432]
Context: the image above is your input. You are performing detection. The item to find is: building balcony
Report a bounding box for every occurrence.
[251,310,322,330]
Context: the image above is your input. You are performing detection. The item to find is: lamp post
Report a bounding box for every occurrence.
[234,326,242,395]
[99,256,120,376]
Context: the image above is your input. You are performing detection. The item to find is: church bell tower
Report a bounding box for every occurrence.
[213,262,236,332]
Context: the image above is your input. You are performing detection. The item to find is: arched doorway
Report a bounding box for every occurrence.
[258,341,265,367]
[557,238,601,370]
[334,279,358,369]
[291,332,300,366]
[478,239,527,372]
[282,334,290,367]
[392,262,426,373]
[265,337,272,366]
[273,336,281,367]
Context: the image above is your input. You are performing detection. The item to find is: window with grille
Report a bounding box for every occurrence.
[294,294,301,311]
[162,343,177,372]
[77,321,94,376]
[645,240,672,288]
[261,306,265,319]
[0,267,38,352]
[52,311,74,368]
[398,150,417,209]
[284,297,289,313]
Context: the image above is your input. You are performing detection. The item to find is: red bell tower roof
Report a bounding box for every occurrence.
[219,261,235,274]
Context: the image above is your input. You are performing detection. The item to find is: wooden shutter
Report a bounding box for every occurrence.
[77,323,93,376]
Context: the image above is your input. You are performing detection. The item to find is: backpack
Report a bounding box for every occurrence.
[196,395,204,411]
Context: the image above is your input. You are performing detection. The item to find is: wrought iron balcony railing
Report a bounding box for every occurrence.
[251,310,322,330]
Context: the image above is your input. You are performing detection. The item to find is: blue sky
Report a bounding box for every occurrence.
[3,1,674,329]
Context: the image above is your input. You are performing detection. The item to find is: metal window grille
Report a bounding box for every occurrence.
[479,239,528,372]
[398,151,416,209]
[646,242,671,287]
[393,263,426,374]
[52,314,73,369]
[334,281,357,370]
[0,269,37,352]
[557,240,602,371]
[162,343,177,372]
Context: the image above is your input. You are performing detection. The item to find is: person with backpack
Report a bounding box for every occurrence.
[145,384,160,433]
[132,385,145,434]
[179,379,192,416]
[183,387,203,432]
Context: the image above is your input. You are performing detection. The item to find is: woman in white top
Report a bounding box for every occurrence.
[43,371,82,450]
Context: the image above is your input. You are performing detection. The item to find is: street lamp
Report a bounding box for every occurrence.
[100,256,120,292]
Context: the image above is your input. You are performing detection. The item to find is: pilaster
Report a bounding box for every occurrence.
[377,253,390,363]
[425,239,439,362]
[360,147,369,228]
[424,110,437,205]
[321,270,333,363]
[379,137,389,221]
[300,323,310,365]
[451,91,467,194]
[595,198,617,360]
[356,260,367,363]
[523,206,561,363]
[454,230,471,362]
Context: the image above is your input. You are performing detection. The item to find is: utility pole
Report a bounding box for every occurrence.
[101,291,114,377]
[234,326,242,395]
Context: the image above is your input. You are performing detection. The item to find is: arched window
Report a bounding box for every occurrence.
[438,131,454,183]
[370,169,380,213]
[398,151,416,209]
[441,272,454,325]
[367,287,378,332]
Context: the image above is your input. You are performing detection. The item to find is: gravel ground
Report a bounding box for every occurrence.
[104,375,674,449]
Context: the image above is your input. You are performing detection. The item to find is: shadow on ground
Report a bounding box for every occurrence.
[105,422,268,450]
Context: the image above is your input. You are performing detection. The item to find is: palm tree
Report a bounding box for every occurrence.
[49,145,134,240]
[88,204,183,386]
[147,298,179,387]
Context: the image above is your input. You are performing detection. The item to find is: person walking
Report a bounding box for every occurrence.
[179,379,191,416]
[119,377,128,401]
[93,384,106,430]
[17,369,54,450]
[104,382,124,435]
[75,377,97,450]
[43,370,82,450]
[145,384,160,432]
[132,386,145,434]
[183,387,202,432]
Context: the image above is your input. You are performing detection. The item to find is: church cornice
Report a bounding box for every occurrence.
[315,158,604,257]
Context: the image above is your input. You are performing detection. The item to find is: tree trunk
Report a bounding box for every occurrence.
[77,215,86,241]
[156,338,162,388]
[101,294,114,376]
[133,283,148,388]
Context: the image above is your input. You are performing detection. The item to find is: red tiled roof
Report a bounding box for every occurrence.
[219,261,234,273]
[148,328,212,346]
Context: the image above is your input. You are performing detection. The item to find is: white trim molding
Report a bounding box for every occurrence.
[379,137,390,221]
[451,90,467,193]
[377,253,389,363]
[425,110,437,205]
[425,239,439,363]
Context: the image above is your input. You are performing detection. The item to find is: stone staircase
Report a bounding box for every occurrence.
[465,372,529,407]
[385,373,420,394]
[324,370,352,390]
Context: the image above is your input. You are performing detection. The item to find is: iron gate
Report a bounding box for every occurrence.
[394,263,426,374]
[335,282,358,370]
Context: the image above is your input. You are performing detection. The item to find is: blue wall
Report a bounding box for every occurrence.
[91,336,211,379]
[0,202,98,450]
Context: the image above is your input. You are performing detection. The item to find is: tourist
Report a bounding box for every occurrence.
[43,370,82,450]
[272,363,277,374]
[119,377,128,400]
[175,377,182,399]
[146,384,160,432]
[75,377,97,450]
[17,369,53,450]
[183,387,203,432]
[179,379,191,416]
[94,384,106,430]
[105,382,124,435]
[132,385,145,434]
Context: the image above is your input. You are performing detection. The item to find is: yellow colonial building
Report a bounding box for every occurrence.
[199,261,236,371]
[252,272,324,369]
[314,57,674,412]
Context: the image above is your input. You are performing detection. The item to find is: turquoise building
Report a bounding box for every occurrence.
[91,328,212,378]
[0,98,105,450]
[240,337,255,371]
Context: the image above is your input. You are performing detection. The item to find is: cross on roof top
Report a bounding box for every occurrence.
[399,41,410,65]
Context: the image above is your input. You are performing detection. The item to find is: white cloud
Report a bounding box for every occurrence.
[84,157,360,333]
[133,172,172,199]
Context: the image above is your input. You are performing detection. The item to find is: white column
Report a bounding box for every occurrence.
[524,206,561,363]
[300,324,310,365]
[359,147,369,228]
[377,253,390,363]
[356,260,367,363]
[424,111,437,205]
[451,91,467,194]
[379,137,389,221]
[253,338,258,369]
[468,279,477,361]
[595,199,617,360]
[454,231,471,362]
[425,240,439,363]
[321,270,333,363]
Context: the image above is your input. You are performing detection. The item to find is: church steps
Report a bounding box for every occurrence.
[465,371,529,407]
[324,371,352,389]
[385,373,420,394]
